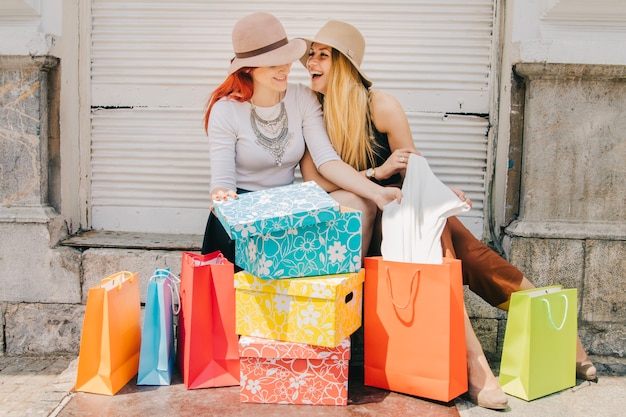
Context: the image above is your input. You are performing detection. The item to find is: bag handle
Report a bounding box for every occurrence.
[150,269,181,315]
[385,266,420,310]
[192,252,225,267]
[542,294,569,331]
[101,271,135,290]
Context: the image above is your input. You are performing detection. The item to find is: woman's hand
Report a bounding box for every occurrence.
[209,188,238,211]
[371,185,403,210]
[375,147,421,180]
[449,186,472,209]
[211,189,238,201]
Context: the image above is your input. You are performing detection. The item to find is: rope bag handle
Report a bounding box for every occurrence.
[101,271,136,290]
[150,269,181,315]
[542,293,569,331]
[385,266,420,310]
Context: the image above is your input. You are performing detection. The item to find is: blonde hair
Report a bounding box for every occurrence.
[321,50,377,171]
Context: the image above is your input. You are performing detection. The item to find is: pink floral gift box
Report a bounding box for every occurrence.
[238,335,350,406]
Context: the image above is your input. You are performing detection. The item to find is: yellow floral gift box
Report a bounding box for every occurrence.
[234,269,364,348]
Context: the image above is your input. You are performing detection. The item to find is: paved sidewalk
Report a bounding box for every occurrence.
[1,355,625,417]
[0,355,76,417]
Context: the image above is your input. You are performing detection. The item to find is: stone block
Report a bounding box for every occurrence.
[81,248,186,304]
[509,236,584,295]
[464,287,507,319]
[516,65,626,225]
[0,223,81,304]
[0,56,58,208]
[0,302,5,356]
[0,66,42,206]
[582,240,626,323]
[579,322,626,358]
[470,317,500,362]
[497,318,507,362]
[4,303,84,355]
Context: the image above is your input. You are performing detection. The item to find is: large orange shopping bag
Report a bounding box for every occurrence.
[363,256,467,402]
[177,251,239,389]
[74,271,141,395]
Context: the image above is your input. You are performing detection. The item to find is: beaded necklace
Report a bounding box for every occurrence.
[249,101,292,166]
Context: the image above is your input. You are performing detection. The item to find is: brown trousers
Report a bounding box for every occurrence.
[369,214,523,307]
[440,216,523,307]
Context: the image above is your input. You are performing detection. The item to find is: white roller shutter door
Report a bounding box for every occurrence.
[90,0,495,236]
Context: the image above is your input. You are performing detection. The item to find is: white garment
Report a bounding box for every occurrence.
[380,154,470,264]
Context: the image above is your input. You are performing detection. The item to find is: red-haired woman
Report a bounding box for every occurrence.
[200,12,401,265]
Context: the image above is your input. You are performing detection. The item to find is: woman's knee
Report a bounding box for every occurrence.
[329,190,377,223]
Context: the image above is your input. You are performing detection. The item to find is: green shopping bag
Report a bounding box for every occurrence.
[499,285,577,401]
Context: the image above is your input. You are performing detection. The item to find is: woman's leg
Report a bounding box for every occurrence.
[442,219,507,408]
[464,309,508,410]
[446,217,523,307]
[444,217,597,380]
[329,189,378,261]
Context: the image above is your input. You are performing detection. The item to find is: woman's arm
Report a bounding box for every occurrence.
[317,159,402,210]
[299,85,402,209]
[300,147,378,192]
[372,89,470,204]
[301,147,400,209]
[207,100,239,193]
[369,89,421,181]
[300,148,340,192]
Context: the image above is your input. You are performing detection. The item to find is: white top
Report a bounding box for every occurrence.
[381,154,470,264]
[207,83,340,192]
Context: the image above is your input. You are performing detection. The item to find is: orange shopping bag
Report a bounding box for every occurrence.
[74,271,141,395]
[177,251,239,389]
[363,256,467,402]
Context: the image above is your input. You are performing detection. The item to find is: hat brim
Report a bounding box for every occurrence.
[228,38,307,74]
[299,38,372,88]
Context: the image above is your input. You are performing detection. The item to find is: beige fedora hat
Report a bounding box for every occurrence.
[228,12,306,74]
[299,20,372,87]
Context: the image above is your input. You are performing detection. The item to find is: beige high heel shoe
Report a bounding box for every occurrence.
[576,359,597,381]
[467,385,509,410]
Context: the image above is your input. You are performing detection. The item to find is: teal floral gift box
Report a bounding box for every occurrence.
[213,181,340,241]
[213,181,362,279]
[235,206,362,279]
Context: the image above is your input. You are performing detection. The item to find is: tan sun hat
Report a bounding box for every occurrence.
[228,12,306,74]
[299,20,372,87]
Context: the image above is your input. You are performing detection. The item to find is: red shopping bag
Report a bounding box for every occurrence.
[363,256,467,402]
[177,251,239,389]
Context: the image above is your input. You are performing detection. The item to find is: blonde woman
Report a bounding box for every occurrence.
[299,20,597,410]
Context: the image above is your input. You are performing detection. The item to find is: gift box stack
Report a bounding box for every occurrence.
[213,181,364,405]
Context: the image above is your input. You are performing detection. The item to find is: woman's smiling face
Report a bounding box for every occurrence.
[251,63,292,97]
[306,42,333,95]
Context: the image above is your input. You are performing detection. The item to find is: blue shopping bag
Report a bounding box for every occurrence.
[137,268,180,385]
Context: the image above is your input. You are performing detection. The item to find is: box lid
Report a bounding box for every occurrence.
[239,335,350,360]
[212,181,339,240]
[234,269,364,299]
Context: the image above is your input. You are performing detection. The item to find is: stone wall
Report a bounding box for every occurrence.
[0,55,76,356]
[2,247,185,356]
[504,63,626,358]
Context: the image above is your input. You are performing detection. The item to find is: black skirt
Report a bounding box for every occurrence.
[201,189,250,272]
[200,212,242,272]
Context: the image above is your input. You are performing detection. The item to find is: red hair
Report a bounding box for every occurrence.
[203,68,254,133]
